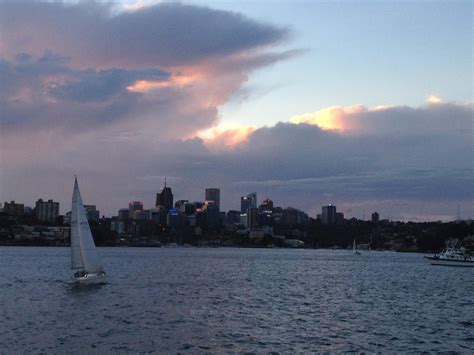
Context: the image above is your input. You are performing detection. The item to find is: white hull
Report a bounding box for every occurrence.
[74,273,107,284]
[70,178,106,284]
[427,258,474,268]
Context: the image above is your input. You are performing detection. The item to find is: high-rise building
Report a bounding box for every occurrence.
[241,192,257,213]
[129,201,143,214]
[246,207,259,228]
[35,199,59,224]
[371,211,379,225]
[84,205,100,222]
[205,188,220,210]
[156,180,173,210]
[3,201,24,216]
[205,204,220,230]
[322,204,337,225]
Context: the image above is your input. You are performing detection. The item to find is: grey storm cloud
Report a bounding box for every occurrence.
[0,1,291,135]
[49,68,169,103]
[0,1,288,68]
[0,53,168,129]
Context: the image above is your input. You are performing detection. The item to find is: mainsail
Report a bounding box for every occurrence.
[70,178,104,273]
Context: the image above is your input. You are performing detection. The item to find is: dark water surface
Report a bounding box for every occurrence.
[1,247,473,353]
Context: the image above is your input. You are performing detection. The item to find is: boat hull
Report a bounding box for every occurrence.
[74,272,107,284]
[424,256,474,268]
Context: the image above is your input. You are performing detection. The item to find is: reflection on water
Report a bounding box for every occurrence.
[0,247,473,353]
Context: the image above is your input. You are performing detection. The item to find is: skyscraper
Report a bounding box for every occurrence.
[322,204,337,225]
[156,180,173,210]
[205,188,220,210]
[371,211,379,225]
[241,192,257,213]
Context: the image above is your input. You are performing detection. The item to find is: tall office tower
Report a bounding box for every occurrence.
[205,188,220,210]
[129,201,143,214]
[247,207,259,228]
[249,193,257,208]
[35,199,60,224]
[322,204,337,225]
[371,211,379,225]
[241,196,250,213]
[241,192,257,213]
[156,180,173,210]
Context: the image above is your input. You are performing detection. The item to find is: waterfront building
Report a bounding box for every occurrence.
[3,201,25,216]
[322,204,337,225]
[156,181,173,210]
[205,188,220,210]
[35,199,59,224]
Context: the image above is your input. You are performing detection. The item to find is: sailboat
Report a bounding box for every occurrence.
[70,178,106,284]
[353,239,361,255]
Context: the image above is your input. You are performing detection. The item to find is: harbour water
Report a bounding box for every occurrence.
[1,247,473,353]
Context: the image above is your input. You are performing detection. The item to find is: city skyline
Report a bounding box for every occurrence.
[2,180,471,223]
[0,1,472,221]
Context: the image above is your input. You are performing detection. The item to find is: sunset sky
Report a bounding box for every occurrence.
[0,0,472,221]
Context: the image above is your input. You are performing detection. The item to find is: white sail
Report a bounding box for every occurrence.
[71,178,104,273]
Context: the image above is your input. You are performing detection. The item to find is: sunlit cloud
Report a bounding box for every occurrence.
[122,1,162,12]
[126,72,203,93]
[427,95,443,104]
[290,105,364,131]
[196,124,256,150]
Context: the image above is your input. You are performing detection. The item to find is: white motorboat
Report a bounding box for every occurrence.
[70,178,106,283]
[424,239,474,267]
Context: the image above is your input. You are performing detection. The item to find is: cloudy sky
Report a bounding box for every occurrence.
[0,0,472,221]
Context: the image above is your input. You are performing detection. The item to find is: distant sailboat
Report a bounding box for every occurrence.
[353,239,361,255]
[71,178,106,283]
